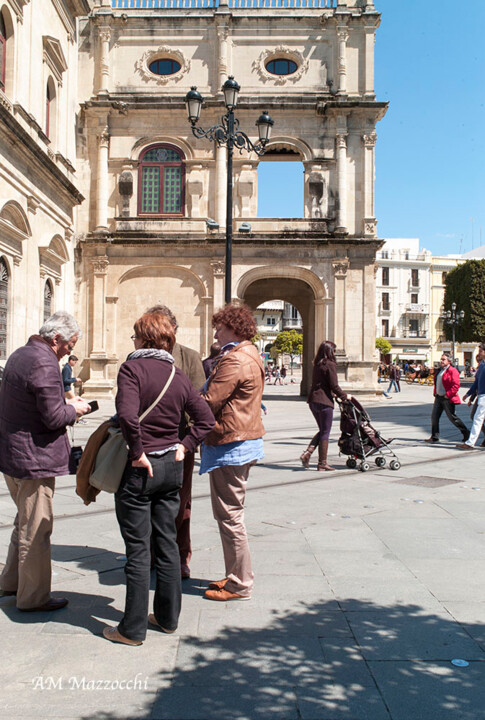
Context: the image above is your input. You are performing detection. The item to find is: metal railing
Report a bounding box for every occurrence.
[112,0,335,9]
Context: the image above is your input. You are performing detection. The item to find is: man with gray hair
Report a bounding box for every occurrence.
[0,311,90,611]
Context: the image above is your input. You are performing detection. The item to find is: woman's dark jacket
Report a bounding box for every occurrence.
[116,357,215,461]
[307,359,347,408]
[0,335,77,479]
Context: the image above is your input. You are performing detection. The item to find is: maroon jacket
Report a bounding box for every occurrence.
[116,356,215,461]
[0,336,77,480]
[307,359,348,408]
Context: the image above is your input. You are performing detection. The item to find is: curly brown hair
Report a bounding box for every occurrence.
[212,304,257,341]
[133,312,175,352]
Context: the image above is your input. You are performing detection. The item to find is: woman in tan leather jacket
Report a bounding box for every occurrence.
[201,304,265,602]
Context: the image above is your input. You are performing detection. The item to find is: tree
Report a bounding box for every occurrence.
[274,330,303,373]
[375,337,392,357]
[444,260,485,342]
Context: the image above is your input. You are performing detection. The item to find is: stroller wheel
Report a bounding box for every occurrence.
[346,458,357,469]
[360,461,370,472]
[389,460,401,471]
[375,456,386,467]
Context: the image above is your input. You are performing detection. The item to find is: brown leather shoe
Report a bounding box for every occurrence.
[456,443,474,450]
[204,588,250,602]
[103,626,142,646]
[148,613,176,633]
[424,437,439,443]
[181,564,191,579]
[208,577,228,590]
[19,597,68,612]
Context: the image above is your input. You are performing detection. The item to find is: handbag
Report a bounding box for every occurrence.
[69,445,84,474]
[89,365,176,494]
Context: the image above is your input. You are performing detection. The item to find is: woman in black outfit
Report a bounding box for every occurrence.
[103,312,214,646]
[300,341,348,471]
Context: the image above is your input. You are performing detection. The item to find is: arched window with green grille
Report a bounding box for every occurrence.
[138,144,185,216]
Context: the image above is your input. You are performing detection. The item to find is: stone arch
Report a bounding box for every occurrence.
[115,264,209,362]
[39,234,69,285]
[262,136,313,162]
[237,265,329,394]
[0,200,31,238]
[130,136,194,162]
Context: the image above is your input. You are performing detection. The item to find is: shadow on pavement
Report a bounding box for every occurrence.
[77,598,485,720]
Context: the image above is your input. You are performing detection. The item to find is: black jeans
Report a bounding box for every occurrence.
[115,452,183,641]
[430,395,469,441]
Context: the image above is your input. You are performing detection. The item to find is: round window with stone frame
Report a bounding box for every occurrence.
[265,58,298,77]
[135,47,190,85]
[253,47,308,86]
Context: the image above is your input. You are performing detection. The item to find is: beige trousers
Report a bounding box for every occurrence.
[0,475,55,609]
[209,462,254,596]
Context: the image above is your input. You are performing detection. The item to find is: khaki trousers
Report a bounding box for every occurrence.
[209,463,254,597]
[0,475,55,609]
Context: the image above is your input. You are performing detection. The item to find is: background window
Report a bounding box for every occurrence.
[381,319,389,337]
[411,293,418,304]
[381,292,390,310]
[138,145,184,216]
[382,267,389,286]
[411,269,419,286]
[265,59,298,76]
[43,280,53,323]
[0,14,5,90]
[148,58,181,76]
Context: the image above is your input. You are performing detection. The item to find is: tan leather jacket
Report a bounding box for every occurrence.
[203,341,265,446]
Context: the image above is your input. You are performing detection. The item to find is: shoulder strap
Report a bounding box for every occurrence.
[139,364,176,423]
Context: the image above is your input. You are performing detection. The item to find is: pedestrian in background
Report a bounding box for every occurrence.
[300,340,348,471]
[425,353,469,444]
[62,354,81,399]
[202,342,221,379]
[456,343,485,450]
[0,311,90,611]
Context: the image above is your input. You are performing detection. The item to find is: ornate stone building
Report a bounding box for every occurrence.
[0,0,89,360]
[75,0,387,396]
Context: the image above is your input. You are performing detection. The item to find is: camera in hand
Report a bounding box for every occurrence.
[88,400,99,413]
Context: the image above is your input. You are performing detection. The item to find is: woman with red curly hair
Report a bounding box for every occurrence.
[200,304,265,602]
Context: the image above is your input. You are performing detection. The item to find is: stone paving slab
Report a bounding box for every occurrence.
[1,384,485,720]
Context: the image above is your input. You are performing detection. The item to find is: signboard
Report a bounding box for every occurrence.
[402,348,418,353]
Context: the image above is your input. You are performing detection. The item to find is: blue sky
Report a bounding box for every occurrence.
[258,0,485,256]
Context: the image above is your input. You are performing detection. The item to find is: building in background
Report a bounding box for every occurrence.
[0,0,88,362]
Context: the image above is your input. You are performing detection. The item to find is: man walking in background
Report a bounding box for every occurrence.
[456,343,485,450]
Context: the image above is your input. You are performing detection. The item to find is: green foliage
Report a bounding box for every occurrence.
[375,337,392,356]
[444,260,485,342]
[274,330,303,357]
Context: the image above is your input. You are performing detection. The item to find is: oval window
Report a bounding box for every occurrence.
[148,58,181,76]
[265,59,298,76]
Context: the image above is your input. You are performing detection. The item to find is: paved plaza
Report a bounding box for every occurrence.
[0,381,484,720]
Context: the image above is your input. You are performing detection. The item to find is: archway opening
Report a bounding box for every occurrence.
[241,277,319,395]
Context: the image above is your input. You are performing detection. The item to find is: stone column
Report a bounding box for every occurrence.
[364,23,376,98]
[96,124,110,232]
[215,144,227,229]
[211,260,225,312]
[216,22,230,90]
[335,131,348,234]
[83,256,114,398]
[337,26,349,95]
[98,27,111,97]
[314,298,326,347]
[332,259,349,355]
[362,131,377,237]
[105,295,118,357]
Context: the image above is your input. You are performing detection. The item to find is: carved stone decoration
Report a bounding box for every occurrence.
[332,260,349,278]
[252,46,310,86]
[336,133,347,150]
[27,196,40,215]
[308,172,327,218]
[362,132,377,147]
[91,256,109,275]
[364,219,377,237]
[135,47,190,85]
[118,171,133,217]
[210,261,225,277]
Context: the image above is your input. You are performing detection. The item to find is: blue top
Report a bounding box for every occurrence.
[62,363,76,391]
[199,438,264,474]
[465,361,485,398]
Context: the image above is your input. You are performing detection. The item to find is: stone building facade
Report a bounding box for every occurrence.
[0,0,88,360]
[74,0,387,396]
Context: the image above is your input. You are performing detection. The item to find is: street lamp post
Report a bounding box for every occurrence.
[442,301,465,364]
[185,77,274,305]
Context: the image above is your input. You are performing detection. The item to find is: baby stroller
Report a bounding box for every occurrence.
[337,397,401,472]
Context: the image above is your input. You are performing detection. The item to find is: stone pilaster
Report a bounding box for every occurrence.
[362,131,377,237]
[216,22,230,90]
[332,259,349,356]
[337,26,349,95]
[215,144,227,229]
[335,129,348,234]
[364,22,376,98]
[211,260,225,312]
[83,255,114,398]
[96,124,110,232]
[98,26,111,97]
